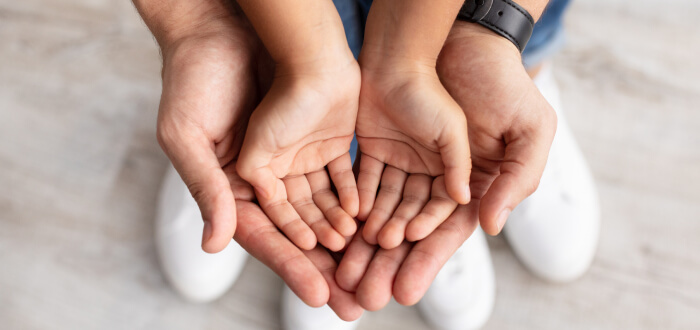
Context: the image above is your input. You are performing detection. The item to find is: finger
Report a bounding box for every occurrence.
[377,174,432,250]
[479,118,555,235]
[236,131,278,200]
[233,200,329,307]
[307,169,357,238]
[437,109,472,205]
[284,175,346,252]
[356,241,413,311]
[157,124,236,253]
[363,166,408,245]
[257,178,317,250]
[393,204,479,306]
[356,154,384,221]
[405,176,459,242]
[303,246,365,321]
[224,162,255,201]
[336,226,378,292]
[328,153,360,218]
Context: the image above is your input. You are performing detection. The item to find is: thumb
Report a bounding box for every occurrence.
[236,133,279,201]
[479,118,555,235]
[158,124,237,253]
[437,111,472,205]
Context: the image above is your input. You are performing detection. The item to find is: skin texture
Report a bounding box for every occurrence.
[133,0,363,320]
[355,0,470,249]
[234,0,360,252]
[134,0,554,319]
[336,20,556,311]
[439,22,556,235]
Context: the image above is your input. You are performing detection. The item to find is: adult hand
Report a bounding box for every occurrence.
[336,201,479,310]
[135,0,364,319]
[335,20,557,309]
[153,6,264,253]
[437,21,557,235]
[230,165,363,321]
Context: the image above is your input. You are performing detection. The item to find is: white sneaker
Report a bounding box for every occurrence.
[281,285,361,330]
[504,64,600,283]
[417,227,495,330]
[156,165,248,303]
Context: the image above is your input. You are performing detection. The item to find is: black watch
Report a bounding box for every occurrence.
[456,0,535,52]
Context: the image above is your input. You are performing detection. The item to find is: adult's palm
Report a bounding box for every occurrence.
[437,22,557,235]
[154,9,363,319]
[157,21,267,253]
[334,22,558,311]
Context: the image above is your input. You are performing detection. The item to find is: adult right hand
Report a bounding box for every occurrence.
[134,0,364,319]
[146,2,268,254]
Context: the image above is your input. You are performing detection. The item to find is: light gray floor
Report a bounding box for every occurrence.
[1,0,699,329]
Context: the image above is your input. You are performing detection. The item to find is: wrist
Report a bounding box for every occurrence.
[273,40,357,78]
[438,21,526,83]
[134,0,245,52]
[444,21,521,58]
[359,49,438,79]
[276,40,358,79]
[159,24,261,76]
[235,0,353,74]
[360,0,464,70]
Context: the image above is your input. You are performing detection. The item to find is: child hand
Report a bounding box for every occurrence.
[237,59,361,251]
[354,59,469,246]
[357,154,459,249]
[255,154,358,252]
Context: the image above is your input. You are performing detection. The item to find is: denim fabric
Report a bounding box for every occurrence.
[522,0,572,68]
[331,0,364,160]
[332,0,365,59]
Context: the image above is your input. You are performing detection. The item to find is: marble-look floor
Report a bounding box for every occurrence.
[1,0,699,329]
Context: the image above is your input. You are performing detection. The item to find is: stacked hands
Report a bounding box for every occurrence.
[137,0,556,320]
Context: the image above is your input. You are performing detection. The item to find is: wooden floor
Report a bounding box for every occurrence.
[1,0,699,329]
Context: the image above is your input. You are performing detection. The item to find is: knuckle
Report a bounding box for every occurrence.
[380,184,402,195]
[156,121,178,154]
[401,194,427,205]
[290,197,315,210]
[186,180,209,206]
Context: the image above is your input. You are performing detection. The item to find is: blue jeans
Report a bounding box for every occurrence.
[332,0,572,159]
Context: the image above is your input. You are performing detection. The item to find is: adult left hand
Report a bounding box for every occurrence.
[333,20,557,310]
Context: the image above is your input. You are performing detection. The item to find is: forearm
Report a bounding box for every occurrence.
[361,0,465,69]
[235,0,352,70]
[132,0,239,50]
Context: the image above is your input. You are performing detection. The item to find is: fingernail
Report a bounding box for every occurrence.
[496,209,510,233]
[464,184,471,204]
[202,221,213,245]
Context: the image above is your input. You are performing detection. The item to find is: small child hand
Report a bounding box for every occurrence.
[239,65,361,250]
[255,154,358,252]
[354,63,470,246]
[356,154,459,249]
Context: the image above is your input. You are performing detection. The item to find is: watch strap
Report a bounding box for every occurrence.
[457,0,535,52]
